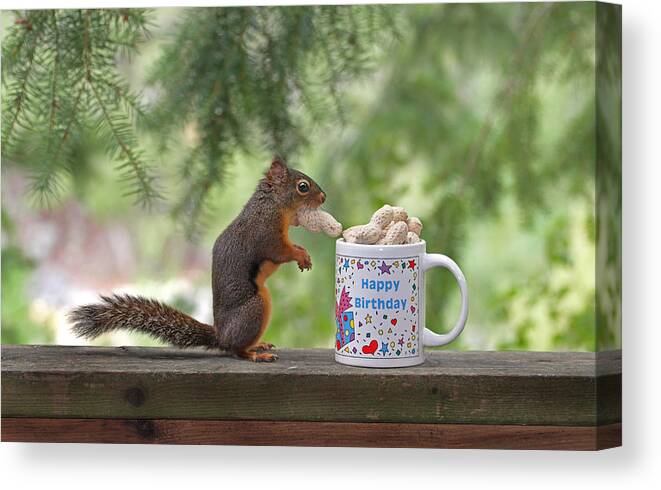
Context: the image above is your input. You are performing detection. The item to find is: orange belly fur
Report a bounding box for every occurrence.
[252,259,279,347]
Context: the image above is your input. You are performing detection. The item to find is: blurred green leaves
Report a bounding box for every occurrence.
[302,3,604,350]
[1,4,619,351]
[1,212,54,344]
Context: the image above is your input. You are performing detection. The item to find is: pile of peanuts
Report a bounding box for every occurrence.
[294,204,423,245]
[342,205,423,245]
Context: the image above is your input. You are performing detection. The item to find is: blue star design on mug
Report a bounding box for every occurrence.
[343,259,350,271]
[379,342,389,355]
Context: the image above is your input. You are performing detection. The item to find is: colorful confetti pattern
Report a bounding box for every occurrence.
[335,254,420,359]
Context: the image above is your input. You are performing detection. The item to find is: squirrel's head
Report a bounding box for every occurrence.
[262,156,326,211]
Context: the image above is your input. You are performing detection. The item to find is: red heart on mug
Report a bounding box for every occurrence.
[362,340,378,355]
[391,318,398,326]
[410,306,416,314]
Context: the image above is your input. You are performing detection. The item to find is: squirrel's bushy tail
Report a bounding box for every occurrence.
[69,294,218,348]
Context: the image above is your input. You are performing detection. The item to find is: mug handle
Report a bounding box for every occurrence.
[422,253,469,347]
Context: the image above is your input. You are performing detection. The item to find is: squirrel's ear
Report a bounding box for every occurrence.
[266,156,288,183]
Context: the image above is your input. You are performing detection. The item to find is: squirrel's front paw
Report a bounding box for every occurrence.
[297,252,312,271]
[292,245,312,271]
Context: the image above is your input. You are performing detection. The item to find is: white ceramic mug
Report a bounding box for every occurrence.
[334,239,468,367]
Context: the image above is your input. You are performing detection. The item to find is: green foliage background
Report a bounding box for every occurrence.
[1,3,621,351]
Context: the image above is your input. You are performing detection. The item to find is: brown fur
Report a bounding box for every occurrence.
[69,157,325,362]
[69,294,218,348]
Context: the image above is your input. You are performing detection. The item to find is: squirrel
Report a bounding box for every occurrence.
[69,157,326,362]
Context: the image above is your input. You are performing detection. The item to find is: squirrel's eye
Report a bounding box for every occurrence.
[297,180,310,194]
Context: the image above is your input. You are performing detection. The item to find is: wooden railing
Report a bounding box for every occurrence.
[1,345,621,450]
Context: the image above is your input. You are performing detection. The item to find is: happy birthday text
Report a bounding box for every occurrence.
[353,279,408,311]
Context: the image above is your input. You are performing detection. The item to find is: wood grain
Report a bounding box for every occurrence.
[1,418,622,450]
[1,345,621,426]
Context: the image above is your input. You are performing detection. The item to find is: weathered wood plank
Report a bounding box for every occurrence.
[0,418,621,450]
[1,344,622,376]
[1,345,621,426]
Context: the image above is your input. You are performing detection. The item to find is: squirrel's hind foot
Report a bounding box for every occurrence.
[253,342,276,351]
[237,350,279,362]
[254,352,278,362]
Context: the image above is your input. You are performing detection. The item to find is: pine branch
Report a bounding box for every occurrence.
[82,10,160,206]
[3,6,395,227]
[46,11,60,142]
[2,9,157,206]
[3,24,43,147]
[149,5,396,222]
